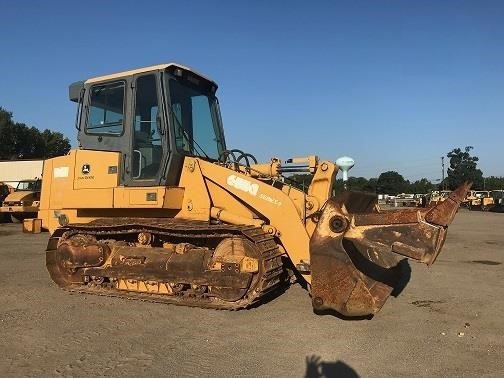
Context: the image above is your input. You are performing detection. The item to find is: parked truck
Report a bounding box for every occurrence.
[0,178,42,222]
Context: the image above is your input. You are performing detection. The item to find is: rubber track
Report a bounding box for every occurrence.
[48,218,287,310]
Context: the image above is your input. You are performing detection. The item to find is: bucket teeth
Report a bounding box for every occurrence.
[309,182,471,317]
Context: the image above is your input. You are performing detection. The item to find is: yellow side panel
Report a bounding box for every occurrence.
[114,187,183,209]
[39,156,53,211]
[128,188,161,205]
[73,150,120,189]
[39,153,74,231]
[55,150,121,208]
[63,188,114,208]
[163,187,185,209]
[175,159,211,220]
[46,152,75,210]
[38,209,59,234]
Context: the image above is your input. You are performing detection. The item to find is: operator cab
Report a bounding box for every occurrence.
[70,63,226,187]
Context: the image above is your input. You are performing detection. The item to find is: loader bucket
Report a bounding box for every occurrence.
[309,182,471,317]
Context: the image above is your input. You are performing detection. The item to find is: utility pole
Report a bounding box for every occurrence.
[441,156,445,190]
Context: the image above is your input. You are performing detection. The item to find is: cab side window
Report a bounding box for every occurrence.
[86,81,125,135]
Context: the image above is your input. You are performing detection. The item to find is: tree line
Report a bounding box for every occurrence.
[290,146,504,195]
[0,107,71,160]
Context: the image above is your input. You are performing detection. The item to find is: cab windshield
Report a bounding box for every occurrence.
[167,76,225,160]
[16,180,41,191]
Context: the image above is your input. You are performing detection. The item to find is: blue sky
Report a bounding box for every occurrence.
[1,0,502,181]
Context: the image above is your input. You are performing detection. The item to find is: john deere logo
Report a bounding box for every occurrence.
[82,164,91,174]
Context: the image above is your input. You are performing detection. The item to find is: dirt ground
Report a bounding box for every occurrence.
[0,209,503,377]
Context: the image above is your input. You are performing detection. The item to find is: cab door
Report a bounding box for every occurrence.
[125,73,168,187]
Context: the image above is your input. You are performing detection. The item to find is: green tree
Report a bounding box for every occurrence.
[13,123,45,158]
[362,177,377,193]
[332,178,345,193]
[377,171,409,195]
[446,146,484,190]
[484,176,504,190]
[41,129,71,158]
[347,176,368,191]
[409,178,436,194]
[0,106,71,159]
[0,108,16,158]
[0,107,13,128]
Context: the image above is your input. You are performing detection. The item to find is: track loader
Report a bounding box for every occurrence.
[39,63,470,317]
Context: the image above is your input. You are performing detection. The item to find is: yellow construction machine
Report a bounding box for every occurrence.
[465,190,494,211]
[1,179,41,222]
[39,64,470,317]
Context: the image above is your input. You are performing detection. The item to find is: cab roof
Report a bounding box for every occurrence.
[84,63,216,85]
[69,63,218,102]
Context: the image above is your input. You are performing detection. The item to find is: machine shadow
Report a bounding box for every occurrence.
[246,284,289,310]
[305,355,359,378]
[390,259,412,297]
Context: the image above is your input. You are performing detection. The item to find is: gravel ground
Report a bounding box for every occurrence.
[0,209,503,377]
